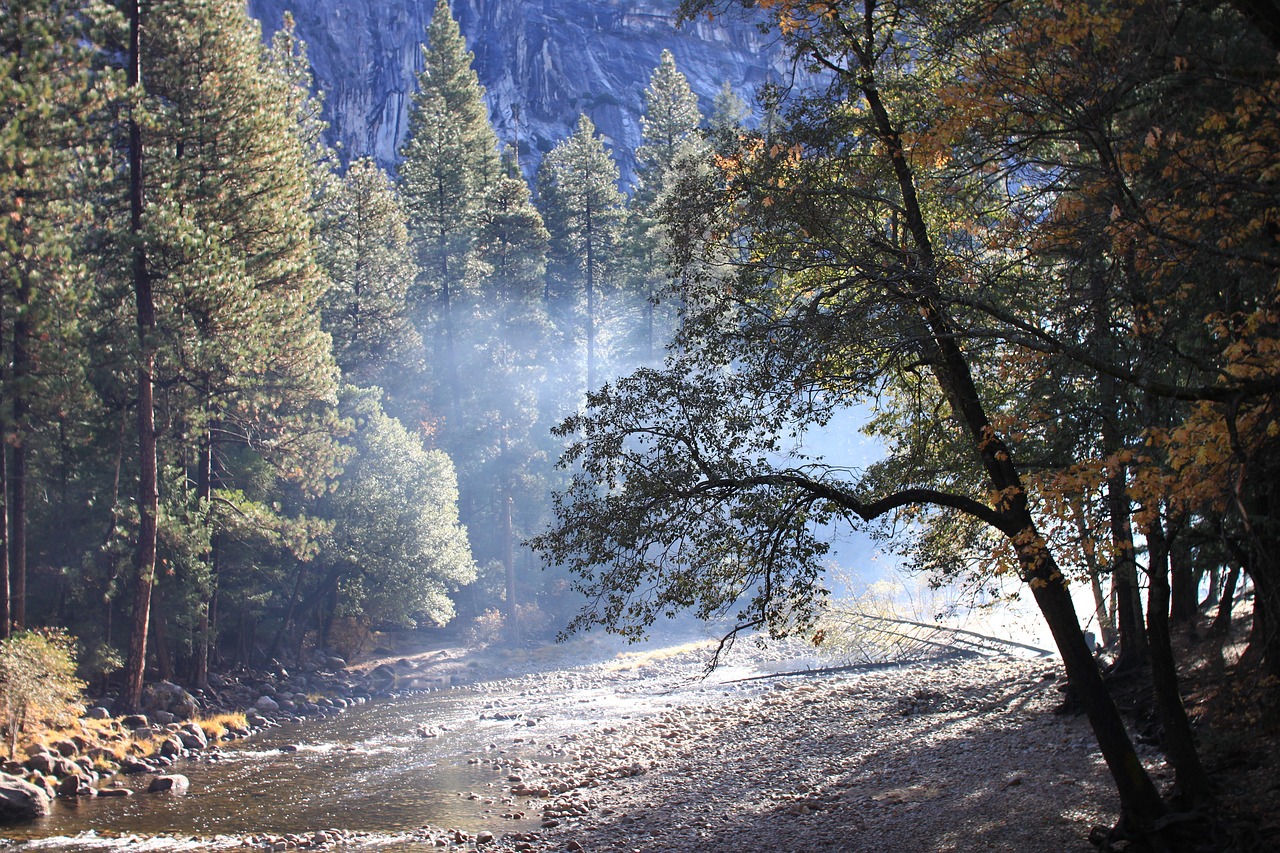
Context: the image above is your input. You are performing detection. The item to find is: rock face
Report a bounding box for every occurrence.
[247,0,796,181]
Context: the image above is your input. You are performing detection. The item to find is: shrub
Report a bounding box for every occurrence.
[0,629,86,759]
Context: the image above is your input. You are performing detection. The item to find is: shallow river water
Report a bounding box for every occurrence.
[0,653,769,852]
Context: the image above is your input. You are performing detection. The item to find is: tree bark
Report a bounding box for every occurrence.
[1169,533,1199,626]
[1143,513,1214,808]
[1209,561,1241,637]
[9,275,30,630]
[119,0,159,715]
[0,381,9,639]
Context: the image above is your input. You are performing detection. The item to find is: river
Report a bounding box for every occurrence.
[0,641,775,852]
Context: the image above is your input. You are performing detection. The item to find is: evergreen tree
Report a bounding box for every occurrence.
[115,0,340,705]
[467,155,553,633]
[707,79,749,156]
[319,158,421,388]
[0,0,116,636]
[627,51,706,361]
[399,0,501,420]
[636,51,703,183]
[538,115,626,395]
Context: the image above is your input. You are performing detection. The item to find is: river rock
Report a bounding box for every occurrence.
[143,681,200,721]
[178,723,208,750]
[121,758,157,775]
[0,773,52,823]
[147,774,190,794]
[96,787,132,797]
[159,736,184,759]
[255,695,280,712]
[49,739,79,757]
[56,774,94,798]
[121,713,149,730]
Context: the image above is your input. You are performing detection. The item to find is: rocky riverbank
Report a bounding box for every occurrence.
[0,634,1196,851]
[458,646,1151,852]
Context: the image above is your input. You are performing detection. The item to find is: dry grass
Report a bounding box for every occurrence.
[604,639,716,672]
[196,711,248,741]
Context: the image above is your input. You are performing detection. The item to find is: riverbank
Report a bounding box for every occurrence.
[461,646,1131,852]
[4,620,1272,852]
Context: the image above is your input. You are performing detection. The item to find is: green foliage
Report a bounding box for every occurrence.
[0,630,85,759]
[539,115,628,393]
[319,387,476,628]
[319,158,422,386]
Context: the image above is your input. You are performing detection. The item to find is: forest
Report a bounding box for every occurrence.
[2,0,1279,847]
[0,0,713,707]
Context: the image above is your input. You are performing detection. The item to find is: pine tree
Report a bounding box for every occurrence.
[539,115,626,395]
[0,0,115,636]
[636,51,703,184]
[469,154,551,634]
[627,51,705,361]
[707,79,749,156]
[115,0,340,707]
[319,158,421,388]
[399,0,501,419]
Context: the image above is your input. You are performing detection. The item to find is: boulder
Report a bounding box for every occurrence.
[150,710,176,726]
[120,714,149,730]
[0,773,52,824]
[255,695,280,713]
[177,723,208,751]
[25,752,55,775]
[158,736,184,759]
[143,681,200,721]
[120,758,157,775]
[85,706,110,720]
[56,774,94,798]
[146,774,190,794]
[49,740,79,758]
[97,787,132,798]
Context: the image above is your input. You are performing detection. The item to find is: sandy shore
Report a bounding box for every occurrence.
[469,643,1160,853]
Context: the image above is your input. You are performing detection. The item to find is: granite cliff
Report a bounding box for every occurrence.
[246,0,795,182]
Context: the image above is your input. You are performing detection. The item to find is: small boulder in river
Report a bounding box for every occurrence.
[147,774,190,794]
[0,773,52,823]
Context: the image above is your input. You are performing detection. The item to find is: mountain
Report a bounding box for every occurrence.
[246,0,795,183]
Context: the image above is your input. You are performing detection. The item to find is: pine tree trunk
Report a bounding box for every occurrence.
[0,387,9,639]
[194,426,214,688]
[1107,473,1148,672]
[120,0,159,715]
[10,276,29,630]
[1169,533,1198,626]
[585,201,596,394]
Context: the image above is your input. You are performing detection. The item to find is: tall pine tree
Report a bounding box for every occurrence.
[0,0,115,636]
[538,115,626,395]
[115,0,339,707]
[627,51,705,361]
[399,0,501,420]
